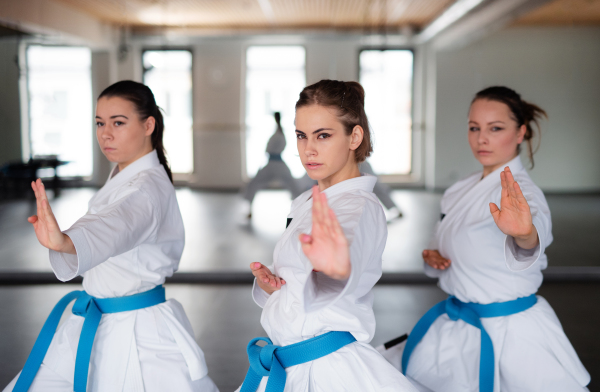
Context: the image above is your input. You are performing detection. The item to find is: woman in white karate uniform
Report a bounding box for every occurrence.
[4,81,218,392]
[383,86,590,391]
[238,80,417,392]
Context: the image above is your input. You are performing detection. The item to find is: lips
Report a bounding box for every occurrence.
[305,162,323,170]
[477,150,492,155]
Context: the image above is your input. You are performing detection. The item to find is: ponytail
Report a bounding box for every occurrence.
[98,80,173,183]
[150,105,173,183]
[472,86,547,168]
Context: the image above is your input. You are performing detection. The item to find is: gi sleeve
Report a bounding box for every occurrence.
[303,198,384,313]
[504,179,553,271]
[49,188,159,281]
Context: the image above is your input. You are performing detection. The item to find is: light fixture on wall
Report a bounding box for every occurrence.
[117,26,130,63]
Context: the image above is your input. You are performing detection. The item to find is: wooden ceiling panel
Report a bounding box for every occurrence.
[52,0,456,30]
[516,0,600,25]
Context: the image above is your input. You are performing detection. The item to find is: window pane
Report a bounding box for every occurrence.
[143,50,193,174]
[27,46,93,177]
[245,46,306,178]
[360,50,413,175]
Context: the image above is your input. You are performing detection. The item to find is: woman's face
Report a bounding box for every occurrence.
[468,99,526,173]
[295,104,362,187]
[95,96,155,170]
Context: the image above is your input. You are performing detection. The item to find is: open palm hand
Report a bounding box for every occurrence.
[489,167,534,239]
[27,179,75,254]
[299,186,351,280]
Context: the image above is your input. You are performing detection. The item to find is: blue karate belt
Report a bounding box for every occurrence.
[240,331,356,392]
[402,294,537,392]
[13,285,166,392]
[268,154,283,161]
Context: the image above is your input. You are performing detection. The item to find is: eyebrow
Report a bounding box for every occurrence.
[468,120,505,125]
[295,128,335,134]
[95,115,129,119]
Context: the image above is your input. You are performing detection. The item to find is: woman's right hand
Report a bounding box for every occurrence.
[423,249,451,270]
[28,179,76,254]
[250,262,286,295]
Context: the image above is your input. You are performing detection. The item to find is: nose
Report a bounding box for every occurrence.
[304,137,317,156]
[99,125,113,141]
[478,129,488,145]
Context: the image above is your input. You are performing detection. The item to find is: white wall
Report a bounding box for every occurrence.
[433,26,600,192]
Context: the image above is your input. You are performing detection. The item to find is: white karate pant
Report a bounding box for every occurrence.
[243,160,301,204]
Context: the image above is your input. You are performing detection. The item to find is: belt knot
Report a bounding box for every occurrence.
[71,292,95,317]
[247,337,281,377]
[445,296,461,321]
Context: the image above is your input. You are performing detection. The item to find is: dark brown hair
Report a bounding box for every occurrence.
[295,79,372,163]
[98,80,173,183]
[472,86,547,168]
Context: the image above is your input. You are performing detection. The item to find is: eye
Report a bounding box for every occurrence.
[491,127,504,132]
[296,133,306,140]
[317,133,331,139]
[96,121,104,127]
[114,121,124,126]
[469,126,479,132]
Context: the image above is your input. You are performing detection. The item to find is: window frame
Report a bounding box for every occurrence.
[241,44,308,182]
[141,47,195,182]
[23,43,94,179]
[357,46,421,185]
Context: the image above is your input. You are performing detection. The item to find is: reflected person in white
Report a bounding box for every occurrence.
[243,112,302,218]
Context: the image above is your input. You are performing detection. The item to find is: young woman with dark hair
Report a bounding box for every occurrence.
[382,86,590,391]
[4,81,218,392]
[238,80,417,392]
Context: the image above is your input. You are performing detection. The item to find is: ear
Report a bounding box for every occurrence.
[349,125,364,151]
[516,124,526,144]
[144,116,156,137]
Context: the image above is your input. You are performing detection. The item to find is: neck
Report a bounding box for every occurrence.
[482,154,518,178]
[318,159,361,191]
[117,144,154,172]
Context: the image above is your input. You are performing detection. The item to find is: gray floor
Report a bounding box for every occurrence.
[0,283,597,391]
[0,188,599,390]
[1,188,599,272]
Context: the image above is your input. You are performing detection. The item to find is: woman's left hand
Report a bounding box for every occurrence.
[489,167,539,249]
[299,186,351,280]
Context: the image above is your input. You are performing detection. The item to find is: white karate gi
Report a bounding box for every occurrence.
[243,127,302,203]
[381,156,590,392]
[4,150,218,392]
[297,162,400,211]
[239,176,417,392]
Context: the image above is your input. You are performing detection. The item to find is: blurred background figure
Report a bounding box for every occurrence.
[242,112,302,218]
[360,160,403,220]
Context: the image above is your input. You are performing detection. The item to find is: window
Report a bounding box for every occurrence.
[359,49,414,175]
[245,46,306,178]
[27,46,93,177]
[143,50,194,174]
